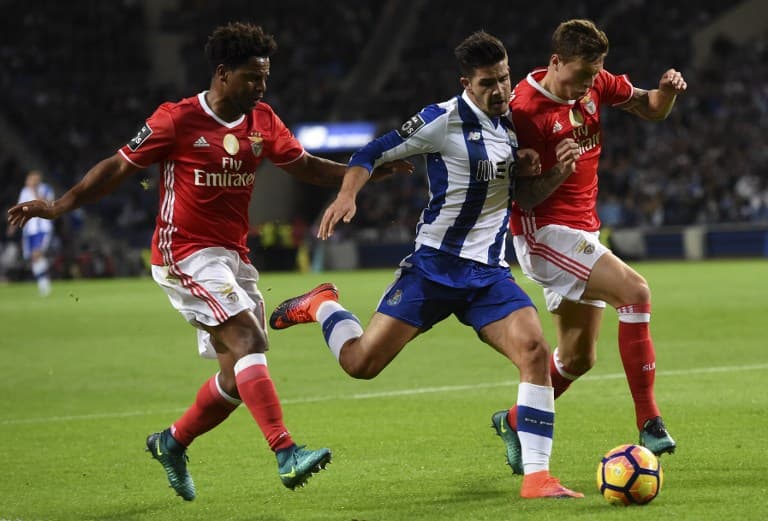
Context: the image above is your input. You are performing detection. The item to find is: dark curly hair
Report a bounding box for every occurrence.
[454,31,507,78]
[204,22,278,73]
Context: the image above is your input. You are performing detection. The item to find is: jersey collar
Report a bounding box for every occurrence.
[526,70,576,106]
[198,91,246,128]
[460,91,506,129]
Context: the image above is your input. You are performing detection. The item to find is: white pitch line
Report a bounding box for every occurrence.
[2,363,767,426]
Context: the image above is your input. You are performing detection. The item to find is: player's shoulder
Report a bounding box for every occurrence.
[510,69,547,111]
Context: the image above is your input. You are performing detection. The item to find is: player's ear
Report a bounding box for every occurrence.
[551,54,561,70]
[460,76,471,91]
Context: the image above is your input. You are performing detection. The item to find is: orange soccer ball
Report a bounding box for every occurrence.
[596,444,663,506]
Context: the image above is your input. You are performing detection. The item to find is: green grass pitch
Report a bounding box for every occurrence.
[1,259,766,520]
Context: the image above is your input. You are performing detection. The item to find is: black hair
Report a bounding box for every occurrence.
[204,22,278,72]
[454,31,507,77]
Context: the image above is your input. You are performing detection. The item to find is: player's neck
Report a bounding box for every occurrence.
[204,90,242,123]
[539,70,567,100]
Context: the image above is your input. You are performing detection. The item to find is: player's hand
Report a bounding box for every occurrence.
[369,159,414,183]
[516,148,542,177]
[318,194,357,240]
[555,138,580,176]
[7,199,55,228]
[659,68,687,94]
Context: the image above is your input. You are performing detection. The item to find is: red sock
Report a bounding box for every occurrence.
[235,354,294,451]
[550,348,581,399]
[171,374,240,447]
[617,304,661,430]
[507,349,583,429]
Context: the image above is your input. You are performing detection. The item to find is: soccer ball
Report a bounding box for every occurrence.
[596,444,663,505]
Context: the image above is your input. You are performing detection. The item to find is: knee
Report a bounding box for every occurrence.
[621,274,651,305]
[516,335,551,370]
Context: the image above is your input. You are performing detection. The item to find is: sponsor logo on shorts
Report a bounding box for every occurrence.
[226,292,239,303]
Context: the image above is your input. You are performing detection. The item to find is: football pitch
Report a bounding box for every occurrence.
[1,259,766,521]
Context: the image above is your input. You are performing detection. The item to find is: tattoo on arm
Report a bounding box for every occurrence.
[620,88,652,119]
[514,163,570,210]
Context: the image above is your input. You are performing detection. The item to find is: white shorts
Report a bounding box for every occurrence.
[512,225,609,312]
[152,247,266,359]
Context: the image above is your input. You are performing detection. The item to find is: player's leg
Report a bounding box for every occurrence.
[550,299,604,397]
[26,233,51,296]
[475,279,582,498]
[269,271,426,379]
[582,252,675,454]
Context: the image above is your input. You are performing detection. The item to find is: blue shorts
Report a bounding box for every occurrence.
[376,250,535,332]
[22,232,52,260]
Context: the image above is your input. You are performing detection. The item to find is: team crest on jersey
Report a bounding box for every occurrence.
[223,134,240,155]
[397,114,426,139]
[581,94,597,115]
[128,123,152,151]
[248,132,264,157]
[386,289,403,306]
[575,239,595,255]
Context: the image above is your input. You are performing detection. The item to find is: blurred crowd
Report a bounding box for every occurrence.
[0,0,765,278]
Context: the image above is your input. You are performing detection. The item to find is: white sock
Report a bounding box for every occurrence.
[517,382,555,474]
[32,258,51,296]
[316,301,362,360]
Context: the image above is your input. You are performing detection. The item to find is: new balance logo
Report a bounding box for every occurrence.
[193,136,210,147]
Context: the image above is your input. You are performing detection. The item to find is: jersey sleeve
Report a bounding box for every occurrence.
[349,104,448,173]
[264,110,304,166]
[598,69,634,106]
[118,106,176,168]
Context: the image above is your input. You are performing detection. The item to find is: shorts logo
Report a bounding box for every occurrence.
[386,289,402,306]
[576,239,595,255]
[128,123,153,151]
[226,292,239,303]
[397,114,426,139]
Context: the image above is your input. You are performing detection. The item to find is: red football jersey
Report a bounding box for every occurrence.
[119,93,304,265]
[509,68,633,234]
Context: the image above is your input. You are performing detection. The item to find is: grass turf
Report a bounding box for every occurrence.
[1,259,766,520]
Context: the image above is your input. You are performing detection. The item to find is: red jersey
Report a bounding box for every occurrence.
[119,93,304,265]
[509,68,633,234]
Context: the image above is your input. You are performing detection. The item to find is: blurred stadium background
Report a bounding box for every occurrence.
[1,0,766,281]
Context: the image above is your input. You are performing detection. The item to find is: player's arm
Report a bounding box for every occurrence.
[619,68,687,121]
[514,139,580,210]
[7,154,139,227]
[281,152,412,187]
[317,166,370,240]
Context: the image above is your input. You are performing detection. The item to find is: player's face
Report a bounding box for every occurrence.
[553,55,604,100]
[462,59,511,118]
[224,56,270,114]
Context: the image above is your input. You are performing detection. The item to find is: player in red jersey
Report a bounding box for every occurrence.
[7,22,409,501]
[492,19,687,469]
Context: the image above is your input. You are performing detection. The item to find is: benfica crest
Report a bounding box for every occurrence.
[248,132,263,157]
[581,94,597,115]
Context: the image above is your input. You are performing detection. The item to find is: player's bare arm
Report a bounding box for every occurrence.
[619,68,687,121]
[282,153,413,187]
[7,154,138,227]
[514,138,580,210]
[317,166,370,240]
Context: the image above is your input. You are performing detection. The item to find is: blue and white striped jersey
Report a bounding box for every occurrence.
[18,183,55,236]
[350,91,519,267]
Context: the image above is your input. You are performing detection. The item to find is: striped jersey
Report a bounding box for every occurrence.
[350,91,518,267]
[118,92,304,266]
[18,183,54,236]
